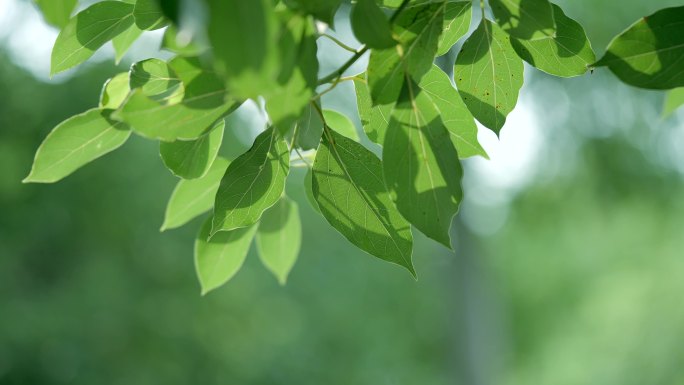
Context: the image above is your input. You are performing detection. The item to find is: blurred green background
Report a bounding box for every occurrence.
[2,0,684,384]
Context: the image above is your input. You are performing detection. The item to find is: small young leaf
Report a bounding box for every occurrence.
[161,157,230,231]
[195,216,257,295]
[112,22,143,64]
[129,58,185,105]
[436,1,472,56]
[256,196,302,285]
[160,120,225,180]
[133,0,167,30]
[489,0,556,40]
[454,19,524,134]
[594,6,684,89]
[511,4,595,77]
[383,77,463,248]
[663,88,684,118]
[312,129,415,276]
[24,109,130,183]
[323,109,360,142]
[212,127,290,235]
[99,72,130,109]
[295,104,324,150]
[351,0,396,49]
[34,0,77,29]
[51,1,135,75]
[354,76,393,145]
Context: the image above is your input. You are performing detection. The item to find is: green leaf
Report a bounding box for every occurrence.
[367,2,446,105]
[454,19,524,134]
[133,0,167,30]
[256,196,302,285]
[161,25,203,56]
[323,109,360,142]
[295,104,324,150]
[283,0,342,25]
[212,127,290,235]
[419,65,487,158]
[24,109,131,183]
[312,129,415,276]
[51,1,134,75]
[161,157,230,231]
[436,1,472,56]
[112,22,143,64]
[99,72,130,109]
[663,88,684,118]
[129,58,185,104]
[160,120,225,179]
[354,76,393,144]
[34,0,77,28]
[489,0,556,40]
[510,4,595,77]
[351,0,396,49]
[383,77,463,248]
[594,6,684,89]
[303,167,320,213]
[195,216,257,295]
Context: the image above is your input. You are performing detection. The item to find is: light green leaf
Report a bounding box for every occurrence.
[161,25,203,56]
[351,0,396,49]
[323,109,360,142]
[304,167,320,213]
[663,88,684,118]
[133,0,167,30]
[454,19,524,134]
[99,72,130,109]
[489,0,556,40]
[312,129,415,276]
[161,157,230,231]
[256,196,302,285]
[195,216,257,295]
[511,4,595,77]
[283,0,342,25]
[24,109,130,183]
[51,1,134,75]
[34,0,77,28]
[129,58,185,104]
[295,104,324,150]
[383,77,463,248]
[160,120,225,179]
[367,2,446,105]
[419,65,487,158]
[112,22,143,64]
[436,1,472,56]
[594,6,684,89]
[212,127,290,235]
[354,76,393,144]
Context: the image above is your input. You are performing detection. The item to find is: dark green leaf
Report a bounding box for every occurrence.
[303,167,320,213]
[256,196,302,285]
[283,0,342,25]
[436,1,472,56]
[34,0,77,28]
[489,0,556,40]
[351,0,397,49]
[133,0,167,30]
[160,120,224,179]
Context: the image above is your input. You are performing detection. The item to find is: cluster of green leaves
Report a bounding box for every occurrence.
[27,0,684,293]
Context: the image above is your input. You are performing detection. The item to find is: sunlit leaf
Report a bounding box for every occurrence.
[34,0,77,29]
[256,196,302,285]
[161,25,203,56]
[24,109,130,183]
[351,0,396,49]
[160,120,225,179]
[195,216,257,295]
[323,109,360,142]
[212,127,290,235]
[663,88,684,118]
[129,58,185,104]
[490,0,556,40]
[99,72,130,109]
[436,1,472,56]
[112,22,143,64]
[312,129,415,276]
[354,76,393,144]
[454,19,524,134]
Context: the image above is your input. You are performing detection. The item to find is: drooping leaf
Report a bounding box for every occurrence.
[51,1,135,75]
[436,1,472,56]
[160,120,225,179]
[454,19,524,134]
[24,109,130,183]
[99,72,130,109]
[303,167,320,213]
[383,77,463,248]
[489,0,556,40]
[129,58,185,104]
[312,129,415,276]
[354,76,393,144]
[419,65,487,158]
[161,25,203,56]
[351,0,396,49]
[295,104,324,150]
[663,88,684,118]
[256,196,302,285]
[212,127,290,235]
[112,22,143,64]
[133,0,167,30]
[511,4,595,77]
[195,216,257,295]
[367,2,446,105]
[161,157,229,231]
[323,109,360,142]
[282,0,342,25]
[34,0,77,29]
[594,6,684,89]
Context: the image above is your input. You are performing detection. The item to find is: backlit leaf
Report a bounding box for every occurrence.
[34,0,77,29]
[489,0,556,40]
[323,109,360,142]
[112,22,143,64]
[436,1,472,56]
[129,58,185,104]
[304,167,320,213]
[354,76,393,144]
[663,88,684,118]
[295,104,324,150]
[160,120,225,179]
[133,0,167,30]
[351,0,396,49]
[99,72,130,109]
[256,196,302,285]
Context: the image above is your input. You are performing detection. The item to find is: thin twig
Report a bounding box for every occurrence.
[320,33,358,53]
